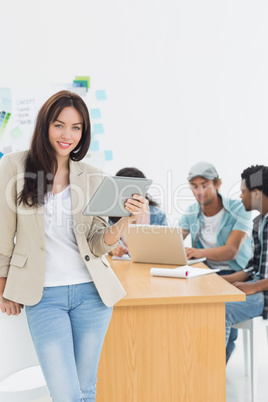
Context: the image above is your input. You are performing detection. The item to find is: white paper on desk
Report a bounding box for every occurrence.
[112,254,131,261]
[150,266,220,278]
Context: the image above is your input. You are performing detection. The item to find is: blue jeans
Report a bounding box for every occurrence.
[225,280,264,363]
[26,282,113,402]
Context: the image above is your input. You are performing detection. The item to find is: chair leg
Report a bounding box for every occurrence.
[243,329,249,376]
[250,320,258,402]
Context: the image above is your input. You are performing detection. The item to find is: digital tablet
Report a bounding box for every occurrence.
[82,176,153,217]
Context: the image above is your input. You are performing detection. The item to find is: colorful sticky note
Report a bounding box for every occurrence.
[104,150,113,161]
[90,109,101,119]
[96,90,107,101]
[0,152,4,159]
[73,82,83,87]
[71,87,87,97]
[0,88,12,112]
[74,76,90,91]
[73,80,88,91]
[0,111,6,127]
[0,112,11,139]
[90,140,100,151]
[93,124,104,134]
[10,126,24,139]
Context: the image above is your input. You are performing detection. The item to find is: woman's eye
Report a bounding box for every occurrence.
[73,126,81,130]
[55,124,62,128]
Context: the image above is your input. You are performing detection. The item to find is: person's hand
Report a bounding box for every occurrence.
[232,281,258,295]
[111,244,129,257]
[0,295,24,316]
[124,195,149,223]
[185,247,205,260]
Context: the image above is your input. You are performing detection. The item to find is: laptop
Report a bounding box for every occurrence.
[125,225,206,266]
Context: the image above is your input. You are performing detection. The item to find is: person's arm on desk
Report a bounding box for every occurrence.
[222,272,268,296]
[221,266,268,296]
[185,230,248,261]
[221,270,249,284]
[234,278,268,295]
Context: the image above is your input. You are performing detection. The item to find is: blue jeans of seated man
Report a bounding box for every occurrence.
[225,280,264,363]
[26,282,113,402]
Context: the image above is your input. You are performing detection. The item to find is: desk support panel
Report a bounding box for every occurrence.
[97,302,226,402]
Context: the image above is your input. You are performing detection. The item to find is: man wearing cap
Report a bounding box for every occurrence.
[179,161,252,275]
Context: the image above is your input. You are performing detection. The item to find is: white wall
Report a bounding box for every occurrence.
[1,0,268,225]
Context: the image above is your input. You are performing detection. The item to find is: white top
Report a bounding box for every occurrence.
[199,208,232,271]
[44,186,92,287]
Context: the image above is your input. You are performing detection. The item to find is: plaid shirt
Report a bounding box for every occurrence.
[244,213,268,319]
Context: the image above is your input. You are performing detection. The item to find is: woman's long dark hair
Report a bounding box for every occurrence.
[18,90,91,207]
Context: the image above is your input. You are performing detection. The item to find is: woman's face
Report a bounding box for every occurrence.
[48,106,83,162]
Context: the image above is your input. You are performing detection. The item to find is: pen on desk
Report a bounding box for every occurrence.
[119,239,131,257]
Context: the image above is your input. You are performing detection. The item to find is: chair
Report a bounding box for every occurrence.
[0,308,49,402]
[232,316,268,402]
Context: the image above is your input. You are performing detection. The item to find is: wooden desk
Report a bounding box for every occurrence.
[97,259,245,402]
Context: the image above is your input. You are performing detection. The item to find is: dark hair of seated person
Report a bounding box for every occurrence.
[109,167,158,224]
[241,165,268,197]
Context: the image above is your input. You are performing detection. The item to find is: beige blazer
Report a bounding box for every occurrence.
[0,151,126,307]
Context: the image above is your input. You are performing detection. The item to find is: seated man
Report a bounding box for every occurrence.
[224,165,268,362]
[179,161,252,274]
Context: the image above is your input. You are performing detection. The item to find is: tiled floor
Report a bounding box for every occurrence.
[33,327,268,402]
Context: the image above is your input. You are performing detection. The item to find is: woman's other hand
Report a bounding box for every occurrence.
[0,295,24,316]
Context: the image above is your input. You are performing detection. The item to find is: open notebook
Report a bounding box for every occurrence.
[150,266,220,278]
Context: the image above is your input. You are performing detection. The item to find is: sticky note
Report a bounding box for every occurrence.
[0,88,12,111]
[90,140,99,151]
[2,113,10,128]
[90,109,101,119]
[0,152,4,159]
[73,80,88,91]
[96,90,107,101]
[104,150,113,161]
[0,111,6,123]
[74,76,90,90]
[10,126,24,139]
[72,87,87,97]
[0,112,11,139]
[93,124,104,134]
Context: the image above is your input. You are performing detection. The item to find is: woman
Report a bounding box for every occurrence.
[109,167,167,257]
[0,90,148,402]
